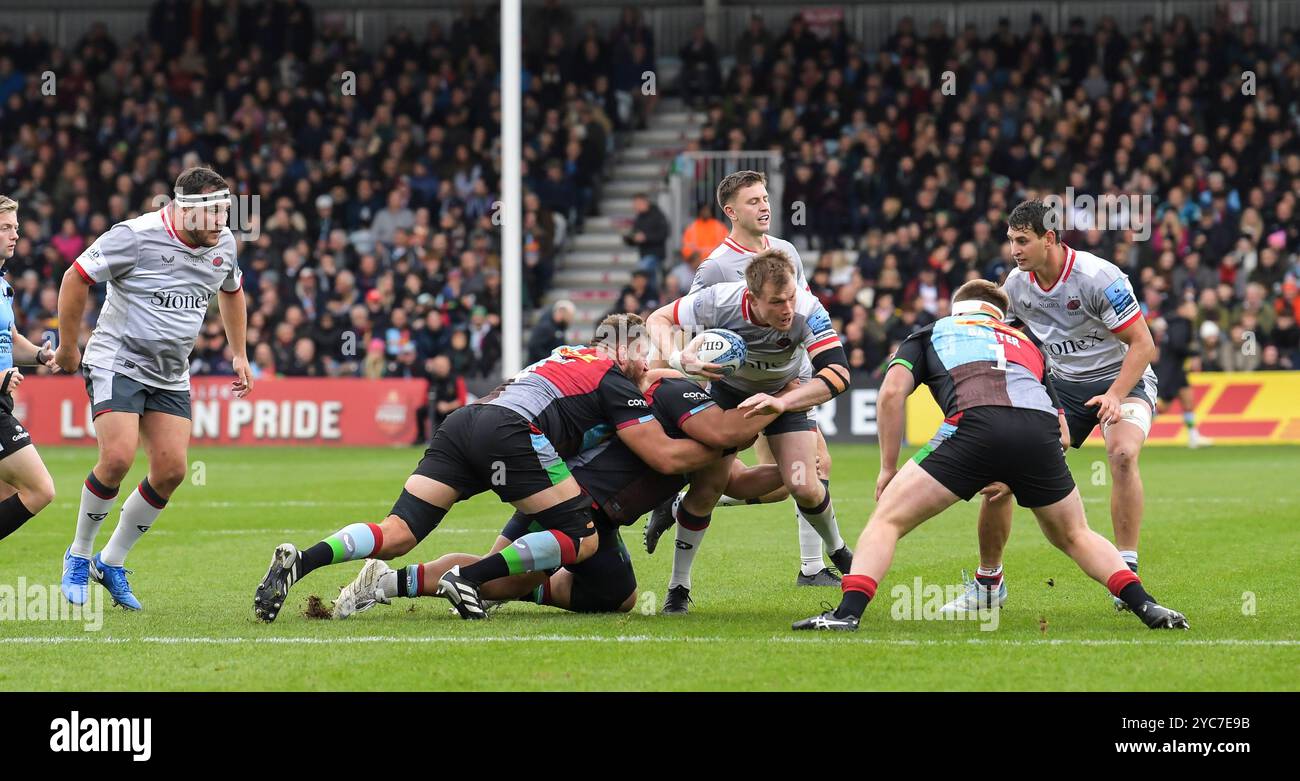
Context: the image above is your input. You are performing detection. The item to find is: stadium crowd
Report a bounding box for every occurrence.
[1,2,1297,408]
[0,1,660,386]
[660,10,1300,380]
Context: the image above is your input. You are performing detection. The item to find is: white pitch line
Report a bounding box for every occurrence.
[0,635,1296,647]
[18,527,479,536]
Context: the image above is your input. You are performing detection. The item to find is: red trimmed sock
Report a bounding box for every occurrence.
[835,574,878,619]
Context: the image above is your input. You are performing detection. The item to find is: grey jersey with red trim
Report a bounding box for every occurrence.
[74,208,242,391]
[1003,245,1154,384]
[674,280,840,394]
[687,234,814,380]
[688,234,808,293]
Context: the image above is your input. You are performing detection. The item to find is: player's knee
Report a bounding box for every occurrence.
[22,476,55,512]
[618,588,638,613]
[96,450,135,483]
[1106,444,1138,474]
[377,515,419,557]
[789,479,824,508]
[151,463,187,495]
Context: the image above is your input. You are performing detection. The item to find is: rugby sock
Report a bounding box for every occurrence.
[100,478,167,567]
[796,481,844,552]
[459,529,576,584]
[668,506,711,590]
[975,564,1004,590]
[1182,412,1196,430]
[717,494,746,507]
[1108,569,1155,612]
[298,522,385,578]
[0,493,36,542]
[71,471,119,559]
[1119,550,1139,574]
[798,515,825,576]
[834,574,878,620]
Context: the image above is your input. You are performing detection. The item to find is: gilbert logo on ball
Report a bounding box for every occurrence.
[691,328,747,378]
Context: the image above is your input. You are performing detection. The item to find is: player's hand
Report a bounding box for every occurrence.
[231,355,254,398]
[1085,391,1122,426]
[1,368,23,393]
[875,465,898,500]
[677,344,724,380]
[978,481,1012,503]
[739,392,785,418]
[36,340,57,370]
[54,342,81,374]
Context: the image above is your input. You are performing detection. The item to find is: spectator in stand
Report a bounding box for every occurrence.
[680,201,728,268]
[623,193,670,292]
[527,299,576,363]
[679,26,721,109]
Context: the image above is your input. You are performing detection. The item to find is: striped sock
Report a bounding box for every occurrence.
[298,522,385,578]
[71,471,119,559]
[668,506,711,590]
[100,478,168,567]
[459,529,576,585]
[796,481,844,552]
[798,514,825,576]
[1119,550,1138,574]
[975,564,1003,590]
[1183,412,1195,429]
[1108,569,1154,612]
[393,564,428,598]
[835,574,878,619]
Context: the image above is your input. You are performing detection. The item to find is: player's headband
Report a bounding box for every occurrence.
[174,189,231,207]
[952,299,1005,320]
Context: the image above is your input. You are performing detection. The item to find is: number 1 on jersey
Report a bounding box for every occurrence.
[988,342,1007,371]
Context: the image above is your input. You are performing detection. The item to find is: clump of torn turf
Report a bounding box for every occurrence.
[303,595,333,619]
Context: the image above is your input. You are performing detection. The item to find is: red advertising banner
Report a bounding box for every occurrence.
[11,376,429,446]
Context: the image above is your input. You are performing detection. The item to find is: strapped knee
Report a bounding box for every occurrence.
[389,489,448,542]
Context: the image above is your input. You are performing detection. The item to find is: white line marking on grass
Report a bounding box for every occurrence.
[19,528,479,536]
[1,636,1296,647]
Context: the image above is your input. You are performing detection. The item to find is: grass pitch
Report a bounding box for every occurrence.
[0,443,1296,691]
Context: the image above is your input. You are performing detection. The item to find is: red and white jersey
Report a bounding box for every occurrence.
[1003,244,1153,384]
[671,281,839,394]
[688,234,808,294]
[74,208,242,391]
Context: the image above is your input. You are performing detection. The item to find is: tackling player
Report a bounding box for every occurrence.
[0,195,58,544]
[331,363,789,619]
[656,169,844,586]
[253,314,722,622]
[55,167,252,609]
[644,250,853,613]
[942,200,1162,614]
[793,280,1188,631]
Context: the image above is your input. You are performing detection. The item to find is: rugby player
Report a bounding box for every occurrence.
[331,364,789,619]
[55,167,251,609]
[793,280,1188,631]
[253,314,723,622]
[942,199,1161,613]
[1152,298,1211,448]
[652,169,844,587]
[0,195,58,544]
[644,251,853,613]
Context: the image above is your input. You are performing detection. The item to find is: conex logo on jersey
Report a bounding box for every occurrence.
[683,391,710,401]
[150,290,213,310]
[1046,330,1106,356]
[49,711,152,761]
[627,398,648,407]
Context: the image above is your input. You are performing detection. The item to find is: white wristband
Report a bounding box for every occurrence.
[668,350,684,373]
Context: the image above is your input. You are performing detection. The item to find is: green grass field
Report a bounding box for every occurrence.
[0,443,1297,691]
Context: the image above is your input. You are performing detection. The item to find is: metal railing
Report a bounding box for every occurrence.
[665,151,783,255]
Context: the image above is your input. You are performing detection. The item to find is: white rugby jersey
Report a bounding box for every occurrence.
[688,234,808,293]
[1003,244,1155,384]
[671,280,840,394]
[74,207,243,391]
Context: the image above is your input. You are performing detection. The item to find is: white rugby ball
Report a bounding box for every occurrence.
[687,328,747,379]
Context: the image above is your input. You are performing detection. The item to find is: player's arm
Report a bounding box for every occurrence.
[11,327,54,368]
[646,291,724,379]
[679,403,776,450]
[1088,274,1157,425]
[218,285,253,397]
[56,224,138,372]
[875,329,929,498]
[739,309,849,416]
[616,419,722,474]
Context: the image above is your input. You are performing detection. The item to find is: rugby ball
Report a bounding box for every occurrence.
[687,328,747,379]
